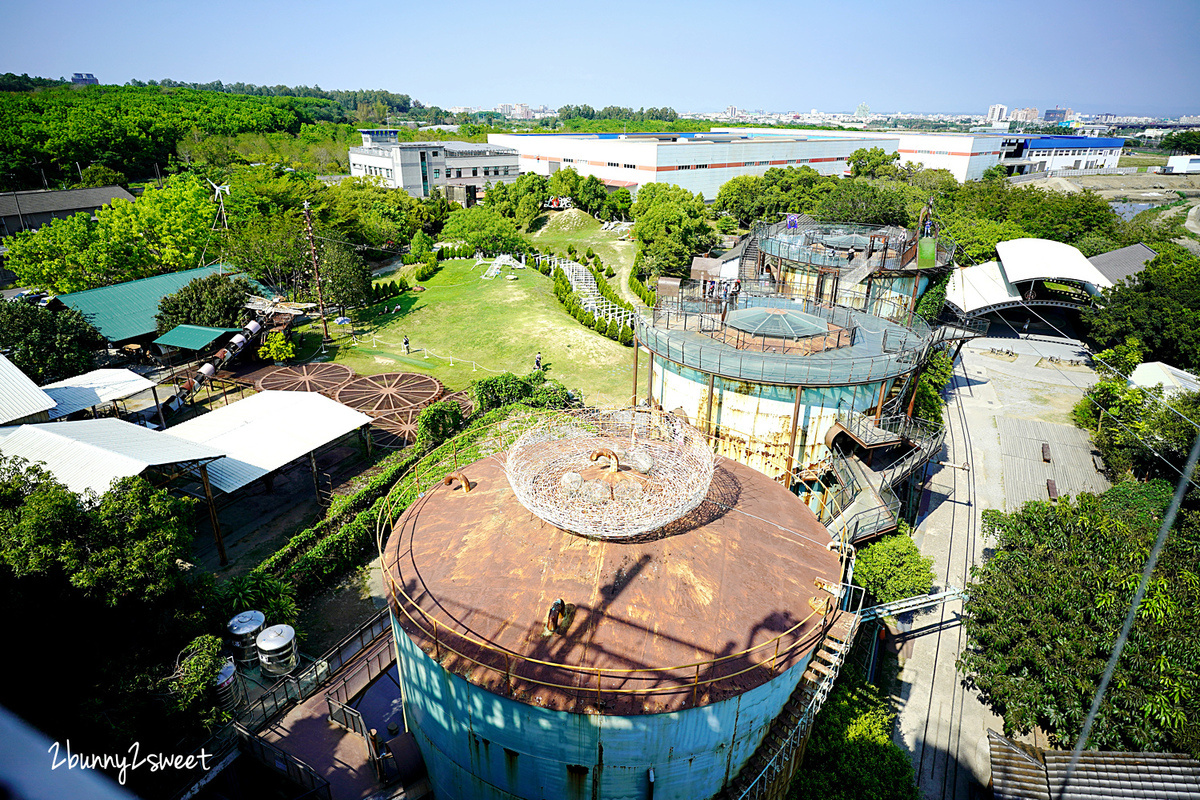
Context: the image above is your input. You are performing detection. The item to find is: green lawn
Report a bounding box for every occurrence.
[1119,152,1168,169]
[292,257,647,407]
[529,210,644,306]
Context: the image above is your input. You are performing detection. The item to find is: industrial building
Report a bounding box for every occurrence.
[488,130,884,197]
[1021,136,1123,172]
[487,127,1066,191]
[349,130,520,200]
[0,184,135,237]
[381,408,863,800]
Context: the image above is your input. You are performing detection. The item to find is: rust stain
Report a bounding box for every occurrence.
[385,456,840,716]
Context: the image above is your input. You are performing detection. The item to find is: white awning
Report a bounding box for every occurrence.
[995,238,1112,289]
[166,391,373,493]
[42,369,156,420]
[945,261,1021,315]
[0,418,223,496]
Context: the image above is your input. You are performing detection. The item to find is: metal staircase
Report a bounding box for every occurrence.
[723,586,864,800]
[738,235,761,282]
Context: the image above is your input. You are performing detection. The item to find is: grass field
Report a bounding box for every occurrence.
[529,210,643,306]
[1119,152,1168,169]
[291,257,647,407]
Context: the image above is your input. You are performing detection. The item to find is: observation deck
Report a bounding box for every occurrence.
[750,218,957,278]
[637,281,933,388]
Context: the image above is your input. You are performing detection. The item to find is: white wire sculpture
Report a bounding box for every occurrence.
[505,408,715,540]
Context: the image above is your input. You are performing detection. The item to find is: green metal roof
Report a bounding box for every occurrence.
[153,324,242,351]
[56,266,229,343]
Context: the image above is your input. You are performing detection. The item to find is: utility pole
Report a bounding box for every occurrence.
[303,201,332,343]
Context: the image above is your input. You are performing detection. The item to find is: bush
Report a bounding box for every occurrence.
[257,331,295,363]
[415,400,464,452]
[852,529,935,604]
[585,247,595,259]
[604,265,615,278]
[619,324,634,346]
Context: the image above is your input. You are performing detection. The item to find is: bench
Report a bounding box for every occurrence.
[1092,453,1106,472]
[1041,443,1052,463]
[1047,479,1059,500]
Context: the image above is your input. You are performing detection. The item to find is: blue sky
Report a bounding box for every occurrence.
[4,0,1198,117]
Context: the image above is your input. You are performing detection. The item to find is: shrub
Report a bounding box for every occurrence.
[852,529,935,604]
[619,324,634,346]
[585,247,595,259]
[415,400,464,452]
[396,276,410,292]
[605,265,615,278]
[258,331,295,363]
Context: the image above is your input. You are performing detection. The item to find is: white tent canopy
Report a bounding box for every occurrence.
[0,418,223,496]
[167,391,373,493]
[42,369,156,420]
[945,261,1021,315]
[0,354,55,425]
[995,238,1112,290]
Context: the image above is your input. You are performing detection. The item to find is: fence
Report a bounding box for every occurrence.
[536,254,640,329]
[324,633,397,778]
[234,723,332,800]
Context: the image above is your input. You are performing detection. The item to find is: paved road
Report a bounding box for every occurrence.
[890,348,1009,799]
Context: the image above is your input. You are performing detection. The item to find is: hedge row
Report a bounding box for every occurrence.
[551,267,633,346]
[400,245,475,265]
[261,404,544,595]
[371,279,408,302]
[629,272,657,306]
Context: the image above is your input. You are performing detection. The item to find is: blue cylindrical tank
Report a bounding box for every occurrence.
[382,422,842,800]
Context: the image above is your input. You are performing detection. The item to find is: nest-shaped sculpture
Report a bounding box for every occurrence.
[505,408,715,540]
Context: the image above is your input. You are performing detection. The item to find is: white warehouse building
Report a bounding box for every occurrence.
[348,130,520,199]
[487,131,888,198]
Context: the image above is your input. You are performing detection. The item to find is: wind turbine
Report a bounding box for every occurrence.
[207,178,231,230]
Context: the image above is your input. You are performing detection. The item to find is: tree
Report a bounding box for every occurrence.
[0,465,196,607]
[221,214,310,298]
[4,173,215,293]
[714,175,766,227]
[788,670,920,800]
[319,241,371,309]
[815,180,909,227]
[156,273,252,333]
[0,301,103,382]
[958,481,1200,756]
[847,147,901,179]
[440,205,527,255]
[575,175,608,216]
[852,532,935,604]
[548,166,581,200]
[258,331,296,362]
[74,164,128,188]
[410,230,434,258]
[1161,131,1200,155]
[980,164,1009,182]
[606,187,633,221]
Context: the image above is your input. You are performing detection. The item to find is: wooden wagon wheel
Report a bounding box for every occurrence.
[444,389,475,418]
[255,363,355,394]
[371,407,422,448]
[335,373,444,414]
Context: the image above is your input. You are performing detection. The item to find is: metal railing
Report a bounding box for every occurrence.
[233,723,332,800]
[733,583,866,800]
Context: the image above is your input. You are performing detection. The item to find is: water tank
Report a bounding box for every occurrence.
[243,320,262,336]
[228,334,247,353]
[198,363,217,380]
[213,660,246,711]
[226,610,265,669]
[257,624,298,676]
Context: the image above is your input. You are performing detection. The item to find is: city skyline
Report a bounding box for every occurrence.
[2,0,1198,118]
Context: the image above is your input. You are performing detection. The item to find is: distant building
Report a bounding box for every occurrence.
[855,102,870,118]
[0,185,135,237]
[1010,107,1039,123]
[1043,108,1067,123]
[513,103,532,120]
[1024,136,1123,171]
[725,105,739,118]
[1166,154,1200,174]
[348,130,519,198]
[496,103,514,117]
[71,73,98,85]
[987,104,1008,122]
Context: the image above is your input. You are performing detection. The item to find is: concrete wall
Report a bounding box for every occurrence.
[393,617,814,800]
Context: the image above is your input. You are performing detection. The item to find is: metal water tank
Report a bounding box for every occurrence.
[198,363,217,380]
[243,320,262,336]
[228,334,247,353]
[226,610,265,669]
[257,624,298,676]
[214,660,246,711]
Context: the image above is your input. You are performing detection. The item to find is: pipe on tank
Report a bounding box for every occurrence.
[442,471,472,493]
[589,448,620,473]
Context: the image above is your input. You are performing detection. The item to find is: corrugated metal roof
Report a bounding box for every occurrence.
[989,730,1200,800]
[1088,243,1157,285]
[55,265,227,343]
[41,369,157,420]
[166,391,372,493]
[0,354,55,425]
[153,325,242,351]
[0,185,135,218]
[0,418,223,496]
[1129,361,1200,395]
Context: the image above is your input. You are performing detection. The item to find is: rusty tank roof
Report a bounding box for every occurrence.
[383,455,842,716]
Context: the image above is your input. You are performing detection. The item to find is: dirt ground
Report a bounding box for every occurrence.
[1024,173,1200,200]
